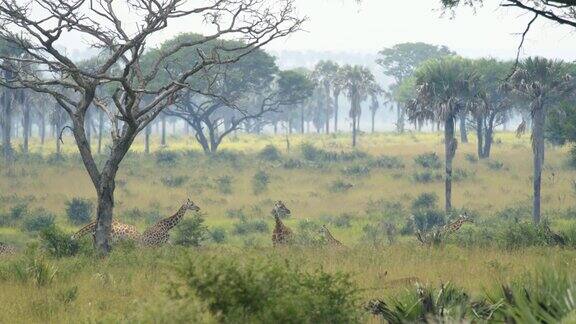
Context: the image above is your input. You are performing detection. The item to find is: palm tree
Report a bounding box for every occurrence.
[340,65,380,147]
[510,57,574,224]
[407,57,478,211]
[312,60,339,134]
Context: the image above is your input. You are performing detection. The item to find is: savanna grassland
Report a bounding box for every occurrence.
[1,132,576,323]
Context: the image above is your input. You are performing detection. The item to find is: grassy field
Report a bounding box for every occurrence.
[1,131,575,323]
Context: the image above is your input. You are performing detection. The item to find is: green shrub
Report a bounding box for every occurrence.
[232,219,269,235]
[39,227,80,258]
[486,159,505,171]
[22,209,56,233]
[155,150,179,166]
[65,198,93,225]
[252,171,270,194]
[209,227,227,244]
[341,164,371,177]
[411,209,446,233]
[368,283,481,323]
[258,145,282,161]
[412,170,442,183]
[411,192,438,211]
[321,213,353,228]
[496,222,556,249]
[414,152,442,169]
[282,158,304,169]
[169,254,361,323]
[215,176,233,194]
[369,155,405,169]
[489,268,576,322]
[5,254,58,287]
[173,215,209,247]
[569,145,576,168]
[300,143,367,163]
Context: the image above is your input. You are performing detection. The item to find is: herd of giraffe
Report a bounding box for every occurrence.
[0,199,473,255]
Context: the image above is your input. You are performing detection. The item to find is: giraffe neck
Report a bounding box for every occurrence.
[163,204,188,230]
[274,215,285,229]
[324,227,339,243]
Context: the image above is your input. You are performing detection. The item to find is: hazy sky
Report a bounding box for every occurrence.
[57,0,575,61]
[266,0,575,60]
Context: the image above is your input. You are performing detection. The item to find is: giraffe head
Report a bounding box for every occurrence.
[272,200,291,219]
[319,224,329,235]
[184,199,201,212]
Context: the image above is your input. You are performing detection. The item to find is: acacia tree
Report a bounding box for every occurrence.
[274,69,315,135]
[160,34,280,154]
[509,57,574,224]
[407,57,478,211]
[377,42,454,133]
[340,65,380,147]
[0,0,302,254]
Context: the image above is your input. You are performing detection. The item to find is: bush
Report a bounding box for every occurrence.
[40,226,80,258]
[215,176,233,194]
[412,192,438,211]
[155,150,179,166]
[369,155,405,169]
[569,145,576,168]
[22,209,56,233]
[300,143,367,163]
[65,198,93,225]
[160,175,189,188]
[0,203,28,226]
[169,254,361,323]
[232,219,269,235]
[411,209,446,233]
[414,152,442,169]
[283,158,304,169]
[210,227,227,244]
[496,222,557,249]
[412,170,442,183]
[486,159,505,171]
[173,215,209,247]
[258,145,282,162]
[341,164,371,177]
[252,171,270,194]
[368,283,478,323]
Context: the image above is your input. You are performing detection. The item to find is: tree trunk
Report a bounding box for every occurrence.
[161,114,167,146]
[40,113,46,145]
[22,99,30,154]
[371,109,376,133]
[2,91,13,160]
[145,124,151,154]
[532,104,545,224]
[459,114,468,144]
[95,176,115,254]
[352,115,357,147]
[334,93,339,133]
[300,106,305,134]
[98,110,104,155]
[396,103,405,133]
[444,116,457,212]
[476,117,484,159]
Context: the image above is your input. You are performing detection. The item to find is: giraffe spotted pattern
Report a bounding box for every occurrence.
[140,199,200,247]
[271,201,293,246]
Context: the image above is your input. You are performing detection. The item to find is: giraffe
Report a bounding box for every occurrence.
[443,213,472,233]
[319,225,343,246]
[271,200,293,246]
[0,242,16,256]
[140,199,200,247]
[71,219,141,242]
